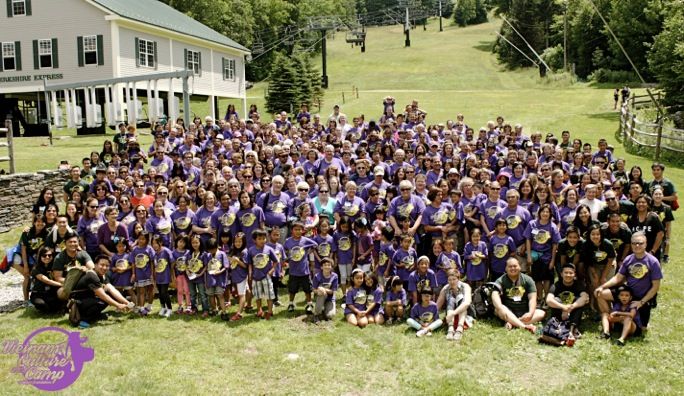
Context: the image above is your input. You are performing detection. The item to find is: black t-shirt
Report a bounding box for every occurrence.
[556,238,583,264]
[597,201,634,223]
[30,261,53,293]
[600,223,632,257]
[580,239,616,268]
[20,228,47,259]
[70,271,108,300]
[628,213,664,252]
[652,204,674,225]
[52,250,92,273]
[549,280,587,305]
[45,230,71,253]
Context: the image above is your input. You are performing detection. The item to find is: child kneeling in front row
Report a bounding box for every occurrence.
[601,285,640,346]
[384,276,407,324]
[312,258,338,322]
[408,288,443,337]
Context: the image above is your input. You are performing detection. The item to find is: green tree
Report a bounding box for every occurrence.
[648,3,684,108]
[265,54,299,114]
[454,0,476,26]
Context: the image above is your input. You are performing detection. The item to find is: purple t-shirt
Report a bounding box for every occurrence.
[237,207,265,248]
[186,251,206,284]
[171,208,195,236]
[495,205,531,247]
[410,301,439,324]
[312,271,339,302]
[344,287,368,315]
[612,301,642,328]
[146,215,173,247]
[204,250,229,288]
[386,288,407,305]
[211,206,238,239]
[246,245,279,281]
[77,215,105,253]
[464,241,489,281]
[489,234,516,274]
[367,287,384,315]
[229,249,249,284]
[110,252,132,287]
[97,223,129,254]
[192,206,218,242]
[313,234,336,269]
[333,231,354,265]
[267,242,286,278]
[434,251,463,286]
[153,247,173,284]
[392,248,417,281]
[334,195,366,222]
[617,253,663,299]
[408,269,438,293]
[523,219,561,259]
[172,249,189,278]
[356,233,373,265]
[389,195,426,223]
[480,198,507,232]
[284,236,318,277]
[130,245,155,281]
[421,203,457,237]
[256,192,290,227]
[377,242,396,277]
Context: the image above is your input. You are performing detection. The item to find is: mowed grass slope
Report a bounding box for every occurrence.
[1,17,684,395]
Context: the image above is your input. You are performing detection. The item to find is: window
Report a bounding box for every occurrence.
[186,49,200,75]
[83,35,97,65]
[223,58,235,80]
[2,42,15,70]
[38,39,52,68]
[138,38,155,68]
[12,0,25,16]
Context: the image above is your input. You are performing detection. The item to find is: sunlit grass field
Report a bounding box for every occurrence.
[0,17,682,395]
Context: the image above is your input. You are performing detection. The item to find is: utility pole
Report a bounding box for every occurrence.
[321,30,328,88]
[439,0,443,32]
[563,0,568,71]
[404,7,411,47]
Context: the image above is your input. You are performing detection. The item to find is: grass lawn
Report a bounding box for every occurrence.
[1,17,683,395]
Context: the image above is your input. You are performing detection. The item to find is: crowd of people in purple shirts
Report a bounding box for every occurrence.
[8,96,673,344]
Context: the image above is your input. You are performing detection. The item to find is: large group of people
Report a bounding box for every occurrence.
[7,96,673,344]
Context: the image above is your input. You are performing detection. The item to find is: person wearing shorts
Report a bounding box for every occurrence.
[492,257,546,333]
[246,229,279,320]
[52,232,94,300]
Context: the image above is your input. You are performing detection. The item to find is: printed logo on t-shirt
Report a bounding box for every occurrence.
[506,215,521,229]
[88,220,104,234]
[188,257,203,273]
[378,252,388,266]
[241,213,256,227]
[471,252,483,265]
[155,258,168,273]
[398,203,414,218]
[175,256,187,271]
[534,229,550,244]
[419,311,434,324]
[354,290,367,305]
[157,219,172,235]
[220,212,236,227]
[270,201,286,214]
[401,255,415,267]
[558,291,575,305]
[344,203,359,216]
[175,216,191,230]
[493,243,508,259]
[115,259,129,271]
[208,258,223,273]
[430,209,449,225]
[202,217,211,228]
[628,262,649,279]
[595,250,607,262]
[507,285,525,300]
[253,253,269,269]
[289,246,306,262]
[134,254,149,269]
[29,237,44,251]
[317,243,331,257]
[487,205,498,219]
[338,237,352,251]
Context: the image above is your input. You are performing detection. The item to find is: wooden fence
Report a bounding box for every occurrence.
[620,92,684,160]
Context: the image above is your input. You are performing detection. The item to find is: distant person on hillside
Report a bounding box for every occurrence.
[614,88,620,110]
[621,86,630,105]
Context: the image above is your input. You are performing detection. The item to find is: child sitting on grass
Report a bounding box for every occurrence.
[312,258,339,323]
[601,285,640,346]
[407,287,443,337]
[384,276,407,324]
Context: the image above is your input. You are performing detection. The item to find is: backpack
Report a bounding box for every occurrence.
[469,282,501,319]
[538,317,571,346]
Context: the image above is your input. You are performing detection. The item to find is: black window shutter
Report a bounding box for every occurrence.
[222,57,226,80]
[51,38,58,68]
[6,0,12,18]
[32,39,38,69]
[198,51,202,76]
[184,48,188,70]
[77,36,84,67]
[153,41,157,69]
[25,0,31,15]
[134,37,140,67]
[0,51,4,72]
[14,41,21,70]
[96,34,104,65]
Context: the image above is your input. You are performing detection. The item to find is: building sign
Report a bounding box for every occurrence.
[0,74,64,83]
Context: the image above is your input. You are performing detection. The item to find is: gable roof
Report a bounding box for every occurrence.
[90,0,249,53]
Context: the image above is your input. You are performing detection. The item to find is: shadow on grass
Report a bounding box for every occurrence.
[587,111,620,122]
[473,40,494,52]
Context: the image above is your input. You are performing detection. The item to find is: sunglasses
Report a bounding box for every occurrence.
[401,188,411,192]
[298,188,309,192]
[41,253,53,258]
[136,209,147,213]
[320,190,329,193]
[135,184,144,188]
[158,192,168,195]
[88,205,98,209]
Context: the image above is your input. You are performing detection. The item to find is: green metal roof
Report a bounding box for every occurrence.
[91,0,249,53]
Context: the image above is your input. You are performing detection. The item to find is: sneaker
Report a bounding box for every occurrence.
[245,305,254,312]
[274,300,282,307]
[176,307,184,315]
[312,315,320,324]
[453,330,463,342]
[416,329,428,338]
[446,330,455,341]
[127,302,136,310]
[220,312,229,321]
[230,312,243,321]
[426,331,433,337]
[663,255,670,264]
[184,307,193,315]
[158,308,167,317]
[201,311,209,318]
[78,321,90,329]
[164,309,172,318]
[287,303,295,312]
[614,339,626,347]
[600,332,611,340]
[140,307,149,316]
[305,304,314,315]
[22,301,30,308]
[341,303,346,310]
[386,318,394,325]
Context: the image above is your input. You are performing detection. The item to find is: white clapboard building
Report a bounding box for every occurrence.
[0,0,249,134]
